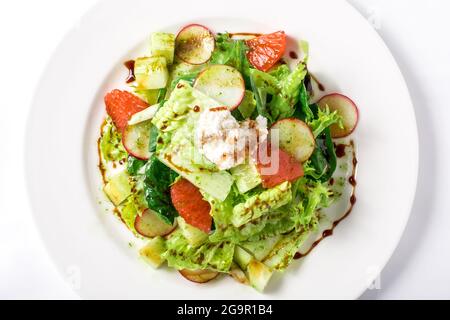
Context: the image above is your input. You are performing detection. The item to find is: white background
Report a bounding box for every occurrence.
[0,0,449,299]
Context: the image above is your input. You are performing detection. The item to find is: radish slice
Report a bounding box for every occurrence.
[317,93,359,138]
[175,24,215,65]
[271,118,315,162]
[122,121,152,160]
[134,209,177,238]
[179,269,219,283]
[194,65,245,110]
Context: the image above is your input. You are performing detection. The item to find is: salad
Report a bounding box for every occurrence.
[99,24,359,291]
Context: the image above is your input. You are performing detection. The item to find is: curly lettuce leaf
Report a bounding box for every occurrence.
[308,105,343,138]
[163,230,235,272]
[231,182,292,227]
[119,191,147,234]
[249,62,308,122]
[291,179,332,230]
[210,33,250,78]
[280,62,307,106]
[269,64,290,81]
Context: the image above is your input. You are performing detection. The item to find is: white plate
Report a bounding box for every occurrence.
[25,0,418,299]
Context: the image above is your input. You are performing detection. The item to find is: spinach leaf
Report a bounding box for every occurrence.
[293,82,314,122]
[299,82,314,121]
[308,128,337,182]
[143,156,179,224]
[126,156,146,176]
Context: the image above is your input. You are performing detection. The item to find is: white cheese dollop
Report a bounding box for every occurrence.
[196,107,268,170]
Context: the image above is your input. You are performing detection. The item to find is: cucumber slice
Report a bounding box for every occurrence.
[128,104,159,126]
[234,246,253,270]
[122,120,153,160]
[151,32,175,65]
[103,171,132,206]
[134,56,169,89]
[230,163,261,194]
[194,65,245,109]
[179,269,219,283]
[134,208,177,238]
[241,235,281,261]
[247,260,273,292]
[177,217,208,247]
[229,263,249,285]
[140,236,166,268]
[271,118,315,163]
[318,93,359,138]
[134,89,160,105]
[175,24,215,65]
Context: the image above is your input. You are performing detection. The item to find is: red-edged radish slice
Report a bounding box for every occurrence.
[179,269,219,283]
[122,121,152,160]
[317,93,359,138]
[194,65,245,110]
[175,24,215,65]
[271,118,315,162]
[134,209,177,238]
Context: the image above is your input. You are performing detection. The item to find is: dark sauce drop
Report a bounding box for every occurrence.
[322,229,333,238]
[349,175,357,187]
[310,73,326,92]
[329,178,335,186]
[193,105,201,112]
[335,144,347,158]
[124,60,136,83]
[289,51,298,59]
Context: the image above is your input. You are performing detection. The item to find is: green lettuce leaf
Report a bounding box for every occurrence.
[163,230,235,272]
[100,119,127,162]
[210,33,250,78]
[291,179,333,230]
[308,105,343,138]
[119,191,147,234]
[231,182,292,227]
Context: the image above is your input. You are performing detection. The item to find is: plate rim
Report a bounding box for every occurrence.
[25,0,419,299]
